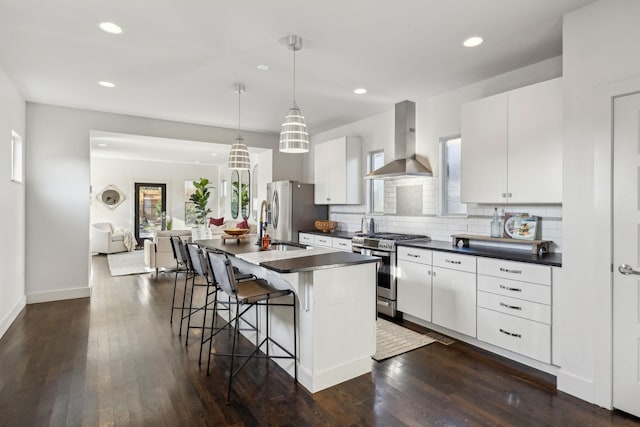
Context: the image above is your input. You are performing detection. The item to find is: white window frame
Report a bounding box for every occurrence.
[439,135,466,217]
[368,150,384,214]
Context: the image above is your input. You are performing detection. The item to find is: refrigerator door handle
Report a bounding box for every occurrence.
[272,190,279,229]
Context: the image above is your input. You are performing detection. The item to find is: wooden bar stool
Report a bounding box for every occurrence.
[204,249,297,404]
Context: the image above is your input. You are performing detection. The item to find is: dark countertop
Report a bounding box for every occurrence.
[196,238,379,273]
[298,230,356,240]
[397,239,563,267]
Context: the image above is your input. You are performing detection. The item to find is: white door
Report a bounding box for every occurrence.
[613,91,640,418]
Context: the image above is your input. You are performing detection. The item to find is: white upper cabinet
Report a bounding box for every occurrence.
[461,77,563,204]
[314,137,362,205]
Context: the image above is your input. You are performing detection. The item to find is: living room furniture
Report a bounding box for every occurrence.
[91,222,134,254]
[144,230,192,277]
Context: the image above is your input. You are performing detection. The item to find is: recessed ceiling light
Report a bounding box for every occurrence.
[97,143,108,147]
[98,81,115,88]
[210,153,217,157]
[99,22,123,35]
[257,64,269,71]
[353,88,367,95]
[195,160,201,164]
[463,36,483,47]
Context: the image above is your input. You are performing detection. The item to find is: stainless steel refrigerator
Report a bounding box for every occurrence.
[267,181,328,242]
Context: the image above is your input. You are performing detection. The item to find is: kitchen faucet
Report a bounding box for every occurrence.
[257,199,269,246]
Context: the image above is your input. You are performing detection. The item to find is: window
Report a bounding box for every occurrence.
[11,130,23,183]
[368,150,384,213]
[440,136,466,215]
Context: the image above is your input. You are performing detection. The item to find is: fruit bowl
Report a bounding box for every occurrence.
[314,220,338,233]
[223,228,250,236]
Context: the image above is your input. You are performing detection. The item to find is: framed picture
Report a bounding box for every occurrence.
[503,213,540,241]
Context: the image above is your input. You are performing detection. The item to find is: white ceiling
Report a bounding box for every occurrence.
[0,0,595,136]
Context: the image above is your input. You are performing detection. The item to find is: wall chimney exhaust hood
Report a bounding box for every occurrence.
[365,100,432,180]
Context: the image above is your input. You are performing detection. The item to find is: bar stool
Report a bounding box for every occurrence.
[168,235,189,325]
[205,249,297,404]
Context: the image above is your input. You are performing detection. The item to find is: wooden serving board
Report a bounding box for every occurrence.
[221,234,251,244]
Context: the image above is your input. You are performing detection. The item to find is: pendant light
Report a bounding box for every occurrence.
[228,83,251,170]
[279,35,309,153]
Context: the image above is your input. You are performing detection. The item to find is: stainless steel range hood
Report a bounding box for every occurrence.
[365,100,432,179]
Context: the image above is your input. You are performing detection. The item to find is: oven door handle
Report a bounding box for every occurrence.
[369,250,391,257]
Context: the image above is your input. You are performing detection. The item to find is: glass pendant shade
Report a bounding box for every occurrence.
[228,134,251,170]
[279,102,309,153]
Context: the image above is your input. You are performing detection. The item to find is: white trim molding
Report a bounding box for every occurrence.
[27,286,92,304]
[0,295,27,339]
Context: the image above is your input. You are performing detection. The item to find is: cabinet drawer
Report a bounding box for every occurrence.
[477,291,550,324]
[332,238,352,252]
[397,247,432,264]
[314,235,332,248]
[432,252,476,273]
[477,307,551,363]
[299,233,314,245]
[477,258,550,285]
[477,275,551,305]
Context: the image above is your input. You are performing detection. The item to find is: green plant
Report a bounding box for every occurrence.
[189,178,212,225]
[166,217,173,230]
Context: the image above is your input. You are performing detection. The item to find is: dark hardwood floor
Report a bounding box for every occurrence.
[0,254,638,426]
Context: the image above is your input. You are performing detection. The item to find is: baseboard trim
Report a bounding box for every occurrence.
[27,286,92,304]
[557,369,597,406]
[0,295,27,338]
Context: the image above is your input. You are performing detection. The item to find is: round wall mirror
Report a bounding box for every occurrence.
[230,170,239,219]
[240,170,250,220]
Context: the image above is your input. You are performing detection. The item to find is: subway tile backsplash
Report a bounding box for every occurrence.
[329,178,563,252]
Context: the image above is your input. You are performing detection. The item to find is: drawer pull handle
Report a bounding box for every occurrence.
[499,328,522,338]
[499,284,522,292]
[500,267,522,274]
[407,253,420,258]
[445,259,461,264]
[499,302,522,311]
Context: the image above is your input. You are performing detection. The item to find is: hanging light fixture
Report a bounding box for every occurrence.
[228,83,251,170]
[279,34,309,153]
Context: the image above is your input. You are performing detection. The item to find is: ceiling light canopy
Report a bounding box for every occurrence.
[279,35,309,154]
[463,36,483,47]
[99,22,123,34]
[228,83,251,170]
[98,81,115,88]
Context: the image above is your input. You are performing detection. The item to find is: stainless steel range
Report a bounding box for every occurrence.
[352,232,430,317]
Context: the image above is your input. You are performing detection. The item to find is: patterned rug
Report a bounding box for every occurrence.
[107,250,153,276]
[373,319,436,362]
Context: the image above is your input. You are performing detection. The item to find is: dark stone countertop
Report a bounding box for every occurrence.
[397,239,563,267]
[298,230,357,240]
[196,238,379,273]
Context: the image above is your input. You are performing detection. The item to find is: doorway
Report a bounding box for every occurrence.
[134,182,167,244]
[612,91,640,418]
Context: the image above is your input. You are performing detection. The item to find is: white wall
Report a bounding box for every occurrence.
[90,157,221,231]
[26,103,298,304]
[0,64,26,338]
[559,0,640,408]
[309,57,563,250]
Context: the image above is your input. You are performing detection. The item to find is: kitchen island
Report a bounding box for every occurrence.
[196,239,379,393]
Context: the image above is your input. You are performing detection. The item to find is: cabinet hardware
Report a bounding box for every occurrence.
[499,267,522,274]
[499,302,522,310]
[501,193,506,198]
[427,270,432,276]
[445,259,461,264]
[432,271,436,277]
[499,284,522,292]
[408,253,420,258]
[499,328,521,338]
[618,264,640,275]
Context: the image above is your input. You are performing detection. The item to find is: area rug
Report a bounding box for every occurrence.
[373,319,436,362]
[107,250,153,277]
[425,331,456,345]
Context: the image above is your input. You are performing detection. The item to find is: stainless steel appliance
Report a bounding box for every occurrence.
[267,181,327,242]
[352,232,430,317]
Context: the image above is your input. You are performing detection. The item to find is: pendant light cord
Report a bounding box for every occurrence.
[238,87,241,132]
[292,46,296,104]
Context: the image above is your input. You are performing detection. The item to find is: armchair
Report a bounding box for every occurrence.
[91,222,134,254]
[144,230,192,276]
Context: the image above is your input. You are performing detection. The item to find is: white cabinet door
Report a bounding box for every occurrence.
[314,137,362,204]
[331,237,352,252]
[313,235,332,248]
[397,260,432,321]
[432,266,477,337]
[507,78,562,203]
[461,92,508,204]
[299,233,314,246]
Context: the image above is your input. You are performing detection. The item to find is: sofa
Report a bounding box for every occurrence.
[91,222,135,254]
[143,230,193,276]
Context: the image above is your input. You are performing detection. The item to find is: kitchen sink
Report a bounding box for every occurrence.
[268,242,307,251]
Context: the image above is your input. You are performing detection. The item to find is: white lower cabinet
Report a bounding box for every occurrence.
[299,233,314,245]
[332,237,352,252]
[298,233,352,251]
[397,247,432,322]
[313,235,332,248]
[432,266,477,338]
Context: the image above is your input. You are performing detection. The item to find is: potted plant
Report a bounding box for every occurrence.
[189,177,212,225]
